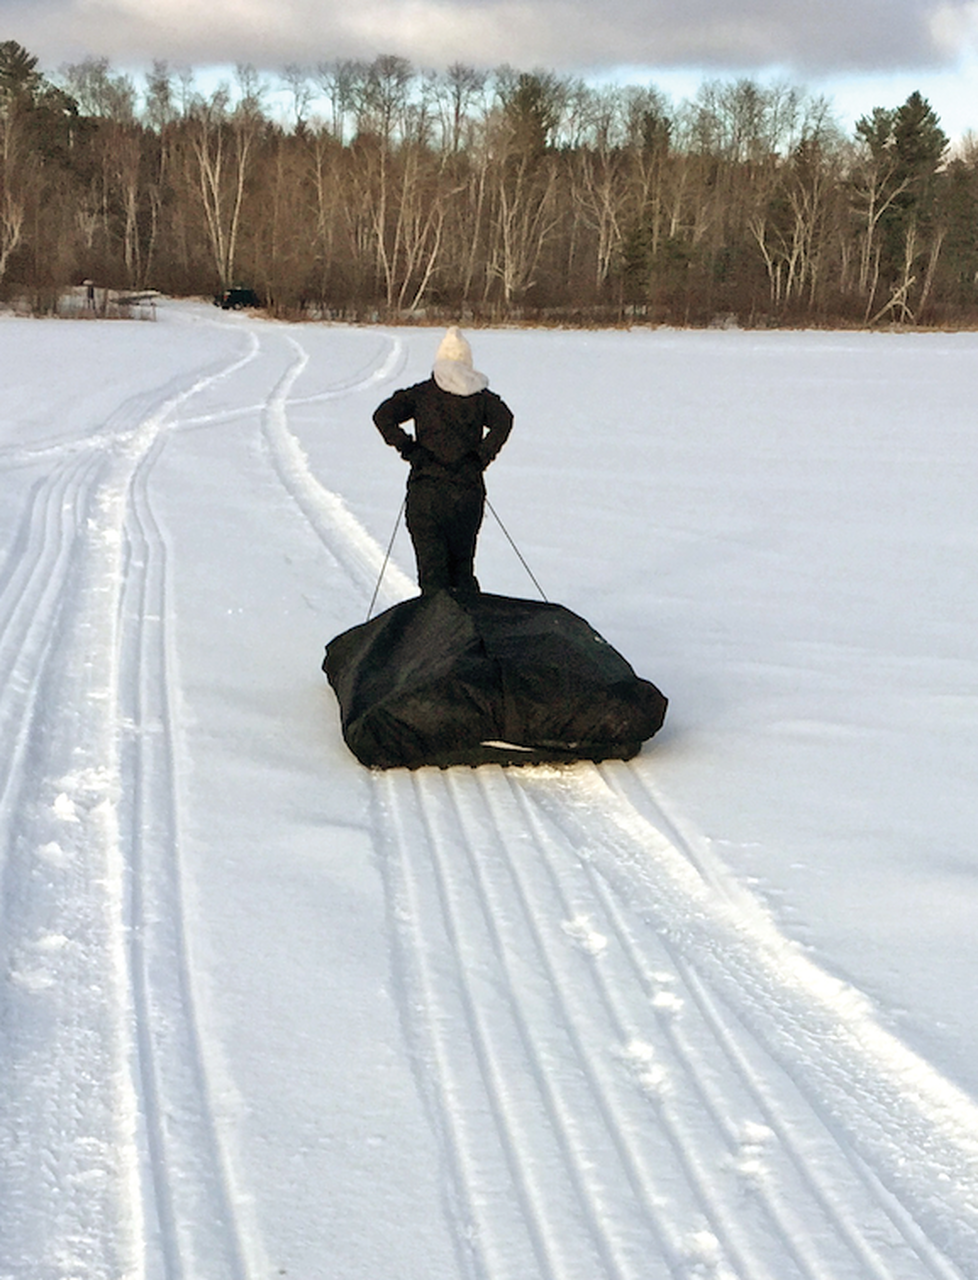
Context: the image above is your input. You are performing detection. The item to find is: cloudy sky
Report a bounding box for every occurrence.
[9,0,978,136]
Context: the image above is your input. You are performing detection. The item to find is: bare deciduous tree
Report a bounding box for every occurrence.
[183,86,261,288]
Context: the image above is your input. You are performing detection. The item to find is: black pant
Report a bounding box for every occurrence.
[405,473,485,594]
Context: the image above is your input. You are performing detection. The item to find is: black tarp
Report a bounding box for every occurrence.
[323,590,668,769]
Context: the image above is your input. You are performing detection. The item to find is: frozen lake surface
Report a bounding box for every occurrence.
[1,301,977,1279]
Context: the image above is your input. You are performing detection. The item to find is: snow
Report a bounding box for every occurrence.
[1,300,977,1280]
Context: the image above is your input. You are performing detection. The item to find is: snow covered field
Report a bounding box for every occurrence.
[1,300,977,1280]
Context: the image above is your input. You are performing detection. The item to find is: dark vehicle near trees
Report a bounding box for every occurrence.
[215,287,261,310]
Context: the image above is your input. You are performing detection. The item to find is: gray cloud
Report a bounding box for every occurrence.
[9,0,978,76]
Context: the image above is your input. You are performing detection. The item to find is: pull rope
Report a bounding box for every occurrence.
[366,495,407,621]
[366,493,549,619]
[486,497,549,603]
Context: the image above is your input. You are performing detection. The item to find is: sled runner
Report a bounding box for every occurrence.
[323,590,667,769]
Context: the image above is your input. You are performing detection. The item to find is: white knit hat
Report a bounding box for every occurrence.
[433,325,489,396]
[435,325,473,365]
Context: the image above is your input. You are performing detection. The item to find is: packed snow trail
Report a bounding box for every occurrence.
[0,321,264,1279]
[118,428,250,1280]
[0,302,976,1280]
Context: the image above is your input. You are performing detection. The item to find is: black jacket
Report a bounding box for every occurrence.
[373,378,513,482]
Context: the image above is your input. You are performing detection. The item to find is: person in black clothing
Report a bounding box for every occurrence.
[373,327,513,595]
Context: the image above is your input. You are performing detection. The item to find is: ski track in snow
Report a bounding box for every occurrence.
[118,428,252,1280]
[1,312,977,1280]
[258,329,415,610]
[0,322,261,1280]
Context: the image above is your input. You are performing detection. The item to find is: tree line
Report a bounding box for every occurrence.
[2,38,976,326]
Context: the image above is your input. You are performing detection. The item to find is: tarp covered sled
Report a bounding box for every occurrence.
[322,590,668,769]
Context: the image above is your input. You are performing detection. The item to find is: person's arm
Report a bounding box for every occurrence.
[373,387,421,459]
[478,392,514,467]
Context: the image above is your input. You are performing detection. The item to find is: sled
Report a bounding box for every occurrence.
[323,590,667,769]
